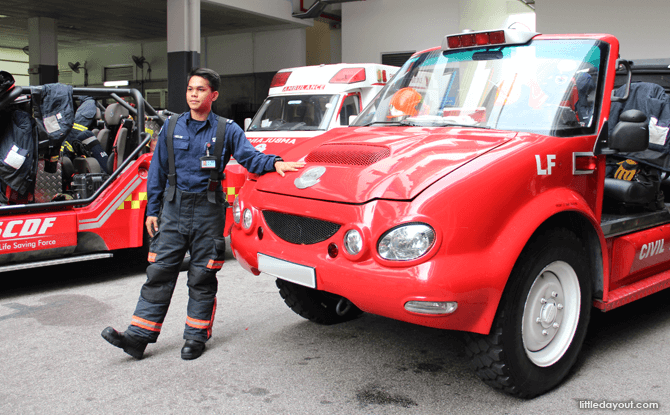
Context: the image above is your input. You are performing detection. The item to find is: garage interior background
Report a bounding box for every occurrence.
[1,0,667,126]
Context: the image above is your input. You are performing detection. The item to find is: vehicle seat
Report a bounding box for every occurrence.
[110,118,134,171]
[97,127,111,155]
[604,177,660,207]
[91,107,103,137]
[61,156,102,193]
[304,105,315,126]
[291,104,313,125]
[603,91,666,212]
[103,103,129,155]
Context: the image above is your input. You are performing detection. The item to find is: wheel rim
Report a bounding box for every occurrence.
[521,260,581,367]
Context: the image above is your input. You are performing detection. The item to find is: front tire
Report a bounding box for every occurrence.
[464,229,592,398]
[276,279,363,325]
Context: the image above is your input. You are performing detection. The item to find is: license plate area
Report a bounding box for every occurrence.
[257,253,316,289]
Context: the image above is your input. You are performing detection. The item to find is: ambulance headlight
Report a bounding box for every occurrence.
[343,229,363,255]
[242,208,253,229]
[377,223,435,261]
[233,197,241,224]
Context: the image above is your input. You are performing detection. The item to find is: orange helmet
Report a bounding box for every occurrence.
[389,87,422,117]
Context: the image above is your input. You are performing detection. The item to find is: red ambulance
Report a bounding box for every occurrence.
[222,63,397,235]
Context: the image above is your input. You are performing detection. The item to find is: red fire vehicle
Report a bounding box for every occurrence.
[231,29,670,397]
[222,63,397,235]
[0,85,160,272]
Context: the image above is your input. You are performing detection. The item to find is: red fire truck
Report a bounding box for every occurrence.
[0,85,159,272]
[230,29,670,397]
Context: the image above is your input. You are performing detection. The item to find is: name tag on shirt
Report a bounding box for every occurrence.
[200,155,217,170]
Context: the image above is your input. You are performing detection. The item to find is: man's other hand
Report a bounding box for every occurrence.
[146,216,159,238]
[275,161,306,177]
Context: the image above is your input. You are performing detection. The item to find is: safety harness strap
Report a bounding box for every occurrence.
[164,114,179,202]
[207,117,227,204]
[165,114,228,204]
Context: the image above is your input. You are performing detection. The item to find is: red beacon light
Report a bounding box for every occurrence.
[330,67,366,84]
[443,29,536,51]
[270,71,292,88]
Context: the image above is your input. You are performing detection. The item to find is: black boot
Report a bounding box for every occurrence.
[181,339,206,360]
[101,327,147,359]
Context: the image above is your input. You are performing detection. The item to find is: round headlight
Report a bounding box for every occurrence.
[242,208,253,229]
[378,223,435,261]
[233,196,241,224]
[343,229,363,255]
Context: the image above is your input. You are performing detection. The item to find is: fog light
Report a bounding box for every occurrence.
[242,208,252,229]
[404,301,458,315]
[343,229,362,255]
[233,197,241,224]
[257,226,264,240]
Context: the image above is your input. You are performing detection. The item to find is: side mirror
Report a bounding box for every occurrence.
[244,118,252,131]
[348,115,358,126]
[610,109,649,152]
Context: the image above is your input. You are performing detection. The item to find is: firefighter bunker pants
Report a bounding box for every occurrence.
[127,189,227,343]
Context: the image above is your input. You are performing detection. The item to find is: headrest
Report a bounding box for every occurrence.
[105,103,130,126]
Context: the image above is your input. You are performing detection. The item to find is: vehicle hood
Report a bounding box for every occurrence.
[254,126,517,203]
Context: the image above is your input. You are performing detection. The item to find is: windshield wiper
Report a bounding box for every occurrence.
[441,123,490,129]
[356,121,403,127]
[400,119,490,129]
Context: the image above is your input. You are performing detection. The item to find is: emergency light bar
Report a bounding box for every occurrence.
[441,29,538,50]
[270,71,292,88]
[330,67,366,84]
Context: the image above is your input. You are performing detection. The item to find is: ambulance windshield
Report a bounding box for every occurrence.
[353,39,607,136]
[248,94,339,131]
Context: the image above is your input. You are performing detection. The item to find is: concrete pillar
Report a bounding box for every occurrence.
[28,17,58,85]
[167,0,201,112]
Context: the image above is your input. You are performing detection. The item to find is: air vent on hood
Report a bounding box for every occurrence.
[305,144,390,166]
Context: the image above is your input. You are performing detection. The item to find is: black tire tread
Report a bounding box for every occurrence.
[276,278,363,325]
[464,312,530,398]
[463,227,590,398]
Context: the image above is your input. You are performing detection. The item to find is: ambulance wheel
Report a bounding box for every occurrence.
[464,229,591,398]
[276,279,363,325]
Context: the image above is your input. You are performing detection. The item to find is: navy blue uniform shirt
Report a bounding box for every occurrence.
[146,111,277,216]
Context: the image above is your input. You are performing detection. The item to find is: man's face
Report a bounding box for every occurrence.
[187,75,219,113]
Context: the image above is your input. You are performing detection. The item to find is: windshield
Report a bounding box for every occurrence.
[247,94,339,131]
[354,39,607,136]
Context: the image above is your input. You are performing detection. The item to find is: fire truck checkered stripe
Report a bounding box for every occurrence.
[226,186,237,204]
[262,210,340,245]
[117,192,147,210]
[305,144,390,166]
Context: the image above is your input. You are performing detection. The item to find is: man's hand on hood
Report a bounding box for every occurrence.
[275,161,306,177]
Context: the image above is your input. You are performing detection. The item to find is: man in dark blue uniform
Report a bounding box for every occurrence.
[102,68,304,360]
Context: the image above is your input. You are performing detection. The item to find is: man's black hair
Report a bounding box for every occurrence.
[188,67,220,92]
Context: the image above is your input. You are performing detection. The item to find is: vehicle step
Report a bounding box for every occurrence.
[594,270,670,311]
[0,253,113,273]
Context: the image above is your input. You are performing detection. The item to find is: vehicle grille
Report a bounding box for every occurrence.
[262,210,340,245]
[305,144,390,166]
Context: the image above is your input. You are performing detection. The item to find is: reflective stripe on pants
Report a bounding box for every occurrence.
[126,189,226,343]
